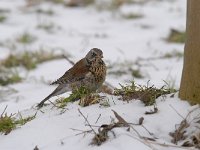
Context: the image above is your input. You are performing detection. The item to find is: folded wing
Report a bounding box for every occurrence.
[51,58,90,85]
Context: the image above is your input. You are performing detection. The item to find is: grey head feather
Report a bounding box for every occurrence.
[85,48,103,62]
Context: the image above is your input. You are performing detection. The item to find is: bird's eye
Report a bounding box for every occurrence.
[92,52,96,57]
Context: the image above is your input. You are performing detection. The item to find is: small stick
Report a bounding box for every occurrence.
[48,100,57,109]
[1,105,8,116]
[141,125,154,136]
[169,104,184,119]
[78,109,97,135]
[85,124,101,128]
[95,114,101,124]
[70,128,93,136]
[112,109,129,127]
[62,55,75,65]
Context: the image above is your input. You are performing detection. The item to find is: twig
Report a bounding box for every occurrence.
[129,125,142,138]
[185,105,200,119]
[95,114,101,124]
[127,133,194,150]
[1,105,8,116]
[78,108,97,135]
[70,128,93,136]
[126,134,158,150]
[112,110,142,138]
[63,55,75,65]
[169,104,184,119]
[86,124,101,128]
[104,81,115,90]
[141,125,154,136]
[48,100,57,109]
[112,109,129,127]
[128,118,155,138]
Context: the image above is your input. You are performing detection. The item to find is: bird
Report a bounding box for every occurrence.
[37,48,106,108]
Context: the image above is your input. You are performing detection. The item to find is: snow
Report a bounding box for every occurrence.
[0,95,192,150]
[1,0,197,150]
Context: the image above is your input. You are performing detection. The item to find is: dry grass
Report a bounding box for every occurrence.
[1,50,64,70]
[114,81,177,106]
[170,107,200,149]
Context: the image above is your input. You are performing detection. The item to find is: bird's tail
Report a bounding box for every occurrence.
[37,84,71,108]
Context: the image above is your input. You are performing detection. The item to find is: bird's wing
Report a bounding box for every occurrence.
[51,58,90,85]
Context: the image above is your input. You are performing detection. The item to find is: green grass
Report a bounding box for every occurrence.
[55,86,102,108]
[167,29,186,43]
[1,50,64,70]
[16,32,36,44]
[162,50,183,59]
[0,112,16,135]
[0,69,22,86]
[45,0,65,4]
[66,0,95,7]
[0,107,36,135]
[2,52,36,70]
[121,13,143,19]
[56,86,91,108]
[37,22,60,33]
[15,113,36,126]
[131,69,143,78]
[36,8,54,16]
[114,81,177,106]
[0,15,6,23]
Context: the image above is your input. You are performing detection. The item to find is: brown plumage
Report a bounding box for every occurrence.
[37,48,106,108]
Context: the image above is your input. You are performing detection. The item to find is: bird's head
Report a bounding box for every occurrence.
[85,48,103,62]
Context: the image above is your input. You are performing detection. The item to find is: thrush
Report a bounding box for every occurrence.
[37,48,106,108]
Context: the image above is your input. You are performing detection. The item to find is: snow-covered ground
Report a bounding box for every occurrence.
[1,0,196,150]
